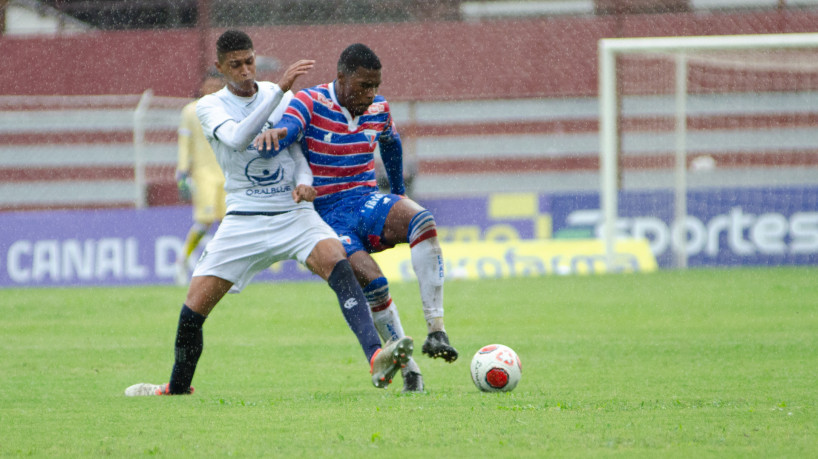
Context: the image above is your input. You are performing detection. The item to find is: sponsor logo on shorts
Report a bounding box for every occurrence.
[364,193,384,210]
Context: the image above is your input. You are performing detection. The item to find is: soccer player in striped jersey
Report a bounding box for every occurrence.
[256,43,458,392]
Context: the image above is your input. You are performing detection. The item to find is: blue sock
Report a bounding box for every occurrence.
[168,304,206,394]
[328,259,382,362]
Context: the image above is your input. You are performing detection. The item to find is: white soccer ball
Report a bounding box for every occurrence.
[470,344,522,392]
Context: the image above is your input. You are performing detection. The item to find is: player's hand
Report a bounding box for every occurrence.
[292,184,316,203]
[277,59,315,93]
[175,172,192,201]
[254,128,287,153]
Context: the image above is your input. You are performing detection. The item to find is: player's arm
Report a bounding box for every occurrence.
[254,116,301,157]
[288,142,316,203]
[208,83,285,151]
[200,60,314,152]
[254,91,312,157]
[379,114,406,196]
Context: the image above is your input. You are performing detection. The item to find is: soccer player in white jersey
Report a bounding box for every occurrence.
[256,44,458,393]
[125,30,411,397]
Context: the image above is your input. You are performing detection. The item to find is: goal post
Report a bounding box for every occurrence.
[598,33,818,270]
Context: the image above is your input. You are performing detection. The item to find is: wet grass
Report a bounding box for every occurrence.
[1,267,817,456]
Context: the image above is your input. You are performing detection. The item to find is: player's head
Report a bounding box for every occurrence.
[336,43,382,118]
[196,67,224,98]
[214,29,256,97]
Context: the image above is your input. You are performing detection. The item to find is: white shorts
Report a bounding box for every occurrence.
[192,208,339,293]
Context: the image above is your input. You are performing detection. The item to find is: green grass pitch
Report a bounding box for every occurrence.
[2,267,817,456]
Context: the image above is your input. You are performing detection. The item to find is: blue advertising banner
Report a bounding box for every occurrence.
[543,187,818,267]
[0,206,320,287]
[421,187,818,268]
[1,186,815,288]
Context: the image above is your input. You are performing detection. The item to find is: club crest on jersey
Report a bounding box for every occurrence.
[363,129,378,149]
[367,103,385,114]
[244,157,284,186]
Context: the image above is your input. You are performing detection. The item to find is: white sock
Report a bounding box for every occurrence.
[365,283,421,377]
[371,304,406,343]
[410,237,445,332]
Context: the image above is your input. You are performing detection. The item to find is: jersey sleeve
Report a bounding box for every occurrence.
[195,94,231,142]
[378,109,406,195]
[274,89,314,151]
[379,105,400,142]
[198,84,284,151]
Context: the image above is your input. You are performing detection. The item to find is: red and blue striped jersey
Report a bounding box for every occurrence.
[276,82,401,213]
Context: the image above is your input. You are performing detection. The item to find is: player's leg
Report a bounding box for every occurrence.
[305,239,382,361]
[305,238,412,389]
[381,199,458,362]
[349,250,424,392]
[125,275,231,396]
[182,222,211,260]
[169,275,231,393]
[176,221,212,285]
[127,214,249,397]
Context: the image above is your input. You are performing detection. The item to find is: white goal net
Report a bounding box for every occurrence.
[598,33,818,269]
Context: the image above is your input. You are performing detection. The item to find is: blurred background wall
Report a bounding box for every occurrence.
[1,0,818,211]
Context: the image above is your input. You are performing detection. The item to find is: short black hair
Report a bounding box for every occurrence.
[216,30,254,60]
[337,43,381,75]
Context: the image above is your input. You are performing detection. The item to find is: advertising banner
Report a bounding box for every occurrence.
[1,186,815,288]
[373,239,657,282]
[421,187,818,268]
[542,188,818,268]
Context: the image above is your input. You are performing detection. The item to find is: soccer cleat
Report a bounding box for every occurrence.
[370,336,413,389]
[401,370,424,393]
[124,383,194,396]
[422,331,459,363]
[400,358,424,393]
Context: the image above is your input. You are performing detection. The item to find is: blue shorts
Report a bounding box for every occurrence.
[319,193,402,255]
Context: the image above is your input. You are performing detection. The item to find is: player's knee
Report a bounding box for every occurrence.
[407,210,438,247]
[363,277,392,312]
[307,239,348,279]
[320,238,348,259]
[363,276,389,295]
[327,258,355,286]
[191,221,210,235]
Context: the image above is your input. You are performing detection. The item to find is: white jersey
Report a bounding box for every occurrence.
[196,81,313,214]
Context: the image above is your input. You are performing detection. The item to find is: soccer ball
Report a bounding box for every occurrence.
[470,344,522,392]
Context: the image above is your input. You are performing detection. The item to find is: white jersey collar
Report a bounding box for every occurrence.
[329,81,359,131]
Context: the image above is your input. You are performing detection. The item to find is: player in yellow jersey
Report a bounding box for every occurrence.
[175,71,227,285]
